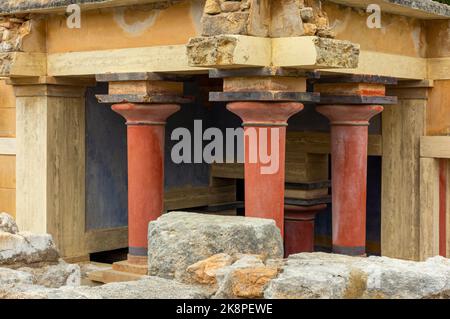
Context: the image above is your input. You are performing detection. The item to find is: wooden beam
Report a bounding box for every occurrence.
[47,45,207,77]
[321,50,428,80]
[428,58,450,80]
[186,35,272,69]
[85,227,128,254]
[0,138,16,155]
[421,136,450,159]
[1,52,46,77]
[419,158,440,260]
[271,36,359,69]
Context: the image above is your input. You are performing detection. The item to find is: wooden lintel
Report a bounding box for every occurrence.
[421,136,450,159]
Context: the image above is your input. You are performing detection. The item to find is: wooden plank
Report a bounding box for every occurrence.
[85,227,128,254]
[381,98,427,260]
[286,132,382,156]
[0,188,15,217]
[0,155,15,189]
[47,45,206,76]
[425,80,450,136]
[428,58,450,80]
[321,50,428,80]
[419,158,440,260]
[271,37,359,69]
[164,184,236,211]
[421,136,450,159]
[0,138,16,155]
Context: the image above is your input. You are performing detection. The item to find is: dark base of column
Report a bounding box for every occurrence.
[332,245,366,256]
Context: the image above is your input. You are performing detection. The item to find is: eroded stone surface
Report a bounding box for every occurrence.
[18,260,81,288]
[148,212,283,282]
[0,231,59,267]
[0,277,211,299]
[264,253,450,299]
[0,212,19,234]
[313,37,360,68]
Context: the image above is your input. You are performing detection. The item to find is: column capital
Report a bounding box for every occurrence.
[8,76,94,98]
[111,103,180,126]
[316,105,383,126]
[227,101,304,127]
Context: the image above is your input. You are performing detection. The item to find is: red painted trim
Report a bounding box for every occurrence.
[439,159,447,257]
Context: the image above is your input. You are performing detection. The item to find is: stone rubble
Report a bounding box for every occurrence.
[147,212,283,282]
[201,0,335,38]
[3,212,450,299]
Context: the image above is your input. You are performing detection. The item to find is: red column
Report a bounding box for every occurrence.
[112,103,180,263]
[227,102,303,235]
[316,105,383,256]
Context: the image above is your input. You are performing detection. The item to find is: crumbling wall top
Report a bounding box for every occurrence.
[0,0,171,15]
[329,0,450,19]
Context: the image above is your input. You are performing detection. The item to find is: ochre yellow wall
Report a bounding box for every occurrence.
[324,2,426,57]
[0,80,16,218]
[46,1,202,53]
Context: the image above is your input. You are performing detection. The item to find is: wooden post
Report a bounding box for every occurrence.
[13,77,92,259]
[382,82,431,260]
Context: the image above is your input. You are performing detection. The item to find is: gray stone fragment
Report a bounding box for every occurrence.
[148,212,283,282]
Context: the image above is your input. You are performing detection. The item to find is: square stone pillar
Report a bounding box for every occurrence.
[12,77,93,259]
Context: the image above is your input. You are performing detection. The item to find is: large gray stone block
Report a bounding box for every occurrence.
[148,212,283,281]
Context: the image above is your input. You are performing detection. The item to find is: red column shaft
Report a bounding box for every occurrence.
[227,102,304,237]
[439,159,447,257]
[111,103,179,263]
[331,125,368,255]
[127,125,165,257]
[317,105,383,256]
[244,126,286,234]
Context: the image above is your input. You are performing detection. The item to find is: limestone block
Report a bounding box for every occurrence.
[147,212,283,282]
[0,212,18,234]
[264,253,450,299]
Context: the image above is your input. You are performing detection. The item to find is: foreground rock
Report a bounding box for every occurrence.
[0,277,210,299]
[0,213,59,267]
[0,212,18,234]
[265,253,450,299]
[148,212,283,282]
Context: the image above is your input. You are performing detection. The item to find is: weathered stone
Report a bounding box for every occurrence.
[148,212,283,282]
[270,0,304,37]
[313,37,359,68]
[300,7,314,22]
[213,254,279,298]
[0,267,33,286]
[0,231,59,267]
[187,36,237,66]
[202,12,249,36]
[18,260,81,288]
[264,253,450,299]
[220,1,242,12]
[186,253,234,285]
[204,0,221,15]
[0,212,18,234]
[0,277,211,299]
[303,23,317,36]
